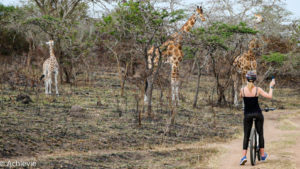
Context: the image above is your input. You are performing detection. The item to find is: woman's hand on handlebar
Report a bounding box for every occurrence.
[270,78,275,88]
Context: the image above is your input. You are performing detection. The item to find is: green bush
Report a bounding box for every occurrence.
[0,28,28,55]
[0,4,28,55]
[97,0,185,42]
[192,22,257,51]
[262,52,287,65]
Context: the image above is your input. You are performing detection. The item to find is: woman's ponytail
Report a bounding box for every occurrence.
[246,70,256,92]
[247,81,254,92]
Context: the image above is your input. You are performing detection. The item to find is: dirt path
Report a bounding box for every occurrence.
[209,109,300,169]
[1,110,299,169]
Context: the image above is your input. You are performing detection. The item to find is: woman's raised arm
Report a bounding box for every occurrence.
[258,79,275,99]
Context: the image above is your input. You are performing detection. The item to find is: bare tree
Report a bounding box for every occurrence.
[192,51,209,108]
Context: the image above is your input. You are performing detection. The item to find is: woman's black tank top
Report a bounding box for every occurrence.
[243,87,262,114]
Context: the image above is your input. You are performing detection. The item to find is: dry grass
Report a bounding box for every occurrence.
[265,133,299,169]
[263,110,300,169]
[0,68,299,168]
[279,119,298,130]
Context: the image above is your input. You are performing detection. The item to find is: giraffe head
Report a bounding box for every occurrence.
[249,39,257,48]
[196,6,205,22]
[254,14,263,24]
[179,6,205,33]
[46,40,54,47]
[249,39,260,51]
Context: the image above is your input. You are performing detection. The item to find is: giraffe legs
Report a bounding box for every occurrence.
[44,70,52,95]
[54,69,59,95]
[43,68,59,96]
[171,78,179,105]
[232,72,241,107]
[144,95,148,103]
[143,71,180,106]
[171,65,180,105]
[233,72,248,108]
[144,79,149,104]
[43,68,49,95]
[45,77,49,95]
[45,77,51,95]
[48,76,52,95]
[233,79,239,107]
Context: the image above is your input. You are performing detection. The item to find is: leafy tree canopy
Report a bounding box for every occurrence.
[262,52,287,65]
[97,0,185,42]
[193,22,257,50]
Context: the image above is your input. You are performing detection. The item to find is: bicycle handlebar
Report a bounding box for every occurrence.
[263,107,276,112]
[241,107,276,112]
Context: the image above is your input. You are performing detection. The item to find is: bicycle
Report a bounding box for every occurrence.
[249,107,275,166]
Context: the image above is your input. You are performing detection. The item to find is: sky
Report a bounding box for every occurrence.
[0,0,299,19]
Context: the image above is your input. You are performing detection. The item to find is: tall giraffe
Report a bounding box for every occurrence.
[40,40,59,95]
[145,6,205,104]
[232,14,263,106]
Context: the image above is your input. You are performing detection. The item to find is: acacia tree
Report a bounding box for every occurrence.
[0,4,29,57]
[190,22,257,105]
[204,0,299,87]
[256,4,299,84]
[96,0,185,118]
[22,0,105,83]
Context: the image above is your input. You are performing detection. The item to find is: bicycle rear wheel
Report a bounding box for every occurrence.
[250,128,257,166]
[256,132,261,161]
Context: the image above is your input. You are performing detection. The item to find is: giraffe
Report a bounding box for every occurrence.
[232,14,263,106]
[254,14,263,26]
[40,40,59,95]
[145,6,205,104]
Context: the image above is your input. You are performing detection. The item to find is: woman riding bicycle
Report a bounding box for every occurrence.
[239,70,275,165]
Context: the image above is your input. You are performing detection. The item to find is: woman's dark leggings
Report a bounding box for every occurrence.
[243,113,264,150]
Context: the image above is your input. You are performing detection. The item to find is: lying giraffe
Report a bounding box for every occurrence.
[40,40,59,95]
[145,6,206,104]
[232,14,263,106]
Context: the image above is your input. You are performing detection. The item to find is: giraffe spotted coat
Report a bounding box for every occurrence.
[145,6,206,103]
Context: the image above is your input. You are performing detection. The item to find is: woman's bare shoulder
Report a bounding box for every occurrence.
[256,87,262,91]
[256,87,264,94]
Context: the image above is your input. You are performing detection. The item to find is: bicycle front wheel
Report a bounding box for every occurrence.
[250,128,257,166]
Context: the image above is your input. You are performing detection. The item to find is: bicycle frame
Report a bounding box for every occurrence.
[248,107,275,166]
[249,118,261,166]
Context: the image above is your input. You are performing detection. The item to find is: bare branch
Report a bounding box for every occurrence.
[33,0,46,14]
[62,0,81,20]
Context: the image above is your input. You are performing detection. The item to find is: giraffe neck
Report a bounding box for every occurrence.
[180,14,196,33]
[247,49,256,61]
[49,45,55,58]
[169,14,197,44]
[248,49,253,56]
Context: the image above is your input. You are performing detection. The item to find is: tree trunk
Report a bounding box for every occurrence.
[56,39,65,84]
[146,75,154,118]
[120,62,129,96]
[217,85,226,105]
[210,52,226,105]
[159,87,163,114]
[145,46,163,119]
[193,61,202,108]
[63,67,71,83]
[231,80,235,104]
